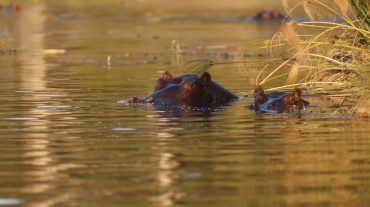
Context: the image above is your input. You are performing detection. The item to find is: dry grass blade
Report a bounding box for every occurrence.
[184,59,215,76]
[282,21,301,50]
[303,1,315,21]
[269,32,283,57]
[256,64,270,85]
[266,81,346,91]
[185,58,278,77]
[259,58,292,85]
[285,63,299,85]
[334,0,350,16]
[352,92,370,117]
[282,0,289,14]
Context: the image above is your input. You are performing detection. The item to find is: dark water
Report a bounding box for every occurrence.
[0,2,369,207]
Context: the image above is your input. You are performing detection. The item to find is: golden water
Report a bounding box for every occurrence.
[0,1,369,207]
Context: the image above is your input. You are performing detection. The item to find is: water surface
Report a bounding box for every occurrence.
[0,2,369,207]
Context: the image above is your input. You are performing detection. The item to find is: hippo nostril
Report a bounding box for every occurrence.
[129,97,140,103]
[145,97,154,103]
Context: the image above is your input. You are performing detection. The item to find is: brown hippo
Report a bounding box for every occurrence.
[249,85,309,113]
[128,71,238,109]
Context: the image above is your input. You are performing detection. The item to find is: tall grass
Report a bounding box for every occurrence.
[261,0,369,116]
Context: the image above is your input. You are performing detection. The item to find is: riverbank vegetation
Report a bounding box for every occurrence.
[260,0,369,116]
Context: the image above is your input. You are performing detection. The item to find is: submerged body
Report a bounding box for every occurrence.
[249,85,309,113]
[128,71,238,109]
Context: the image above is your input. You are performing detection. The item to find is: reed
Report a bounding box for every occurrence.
[261,0,369,116]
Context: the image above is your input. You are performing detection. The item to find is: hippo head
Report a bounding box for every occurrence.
[150,71,214,107]
[249,85,309,113]
[128,71,237,108]
[255,10,285,21]
[270,10,285,19]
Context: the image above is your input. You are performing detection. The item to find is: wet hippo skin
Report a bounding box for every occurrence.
[129,71,238,108]
[249,85,309,113]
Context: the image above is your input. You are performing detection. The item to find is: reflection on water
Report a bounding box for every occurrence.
[0,1,369,207]
[152,114,185,207]
[9,3,80,207]
[18,3,54,197]
[0,198,21,206]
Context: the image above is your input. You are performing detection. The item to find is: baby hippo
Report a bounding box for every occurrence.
[249,85,309,113]
[129,71,238,108]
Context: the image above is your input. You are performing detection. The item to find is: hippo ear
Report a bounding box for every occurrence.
[201,72,211,86]
[162,71,173,80]
[254,85,264,93]
[293,88,302,100]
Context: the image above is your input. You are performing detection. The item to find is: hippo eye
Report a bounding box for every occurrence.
[155,78,167,91]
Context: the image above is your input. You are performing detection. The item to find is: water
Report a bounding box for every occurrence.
[0,1,370,207]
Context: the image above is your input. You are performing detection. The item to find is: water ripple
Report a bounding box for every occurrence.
[0,198,21,206]
[4,117,39,121]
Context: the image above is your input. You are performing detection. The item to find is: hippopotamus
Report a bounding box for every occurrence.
[253,10,286,21]
[128,71,238,109]
[249,85,309,113]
